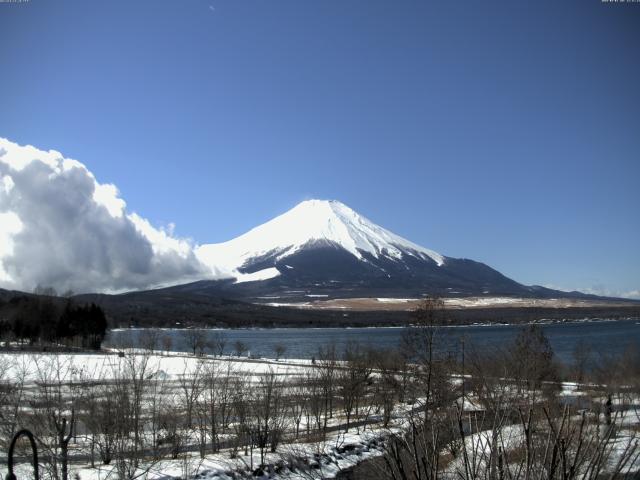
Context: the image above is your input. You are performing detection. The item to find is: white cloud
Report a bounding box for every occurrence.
[579,285,640,300]
[622,290,640,300]
[92,182,126,218]
[544,283,640,300]
[0,137,223,293]
[0,211,23,283]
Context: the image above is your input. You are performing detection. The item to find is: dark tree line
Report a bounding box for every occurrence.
[0,293,107,349]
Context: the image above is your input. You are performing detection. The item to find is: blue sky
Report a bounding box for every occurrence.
[1,0,639,296]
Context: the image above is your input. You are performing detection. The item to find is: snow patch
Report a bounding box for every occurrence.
[234,267,281,284]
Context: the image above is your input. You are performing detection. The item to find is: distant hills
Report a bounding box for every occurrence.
[2,199,637,328]
[2,285,637,329]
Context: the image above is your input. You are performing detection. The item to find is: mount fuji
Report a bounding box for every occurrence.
[180,199,576,301]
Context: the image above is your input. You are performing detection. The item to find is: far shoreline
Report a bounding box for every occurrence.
[109,315,640,332]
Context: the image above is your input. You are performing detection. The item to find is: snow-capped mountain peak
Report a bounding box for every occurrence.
[196,199,444,280]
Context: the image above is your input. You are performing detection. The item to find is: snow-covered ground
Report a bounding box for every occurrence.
[3,351,639,479]
[15,428,389,480]
[0,351,313,383]
[2,351,394,480]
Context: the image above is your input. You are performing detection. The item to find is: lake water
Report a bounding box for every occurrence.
[104,318,640,364]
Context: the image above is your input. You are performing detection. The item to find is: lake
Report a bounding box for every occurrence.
[104,318,640,364]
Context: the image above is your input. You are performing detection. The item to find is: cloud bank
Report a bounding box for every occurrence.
[543,284,640,301]
[579,286,640,301]
[0,138,219,294]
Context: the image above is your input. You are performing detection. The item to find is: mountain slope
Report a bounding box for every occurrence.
[196,199,444,279]
[191,199,583,301]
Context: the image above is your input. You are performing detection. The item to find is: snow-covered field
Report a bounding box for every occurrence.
[0,351,312,383]
[33,429,388,480]
[0,350,395,480]
[9,425,388,480]
[2,350,639,479]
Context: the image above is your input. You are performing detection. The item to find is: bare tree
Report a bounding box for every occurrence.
[162,334,173,355]
[0,356,28,450]
[403,297,455,421]
[147,363,170,458]
[210,331,227,357]
[339,342,373,432]
[178,358,204,432]
[509,324,561,403]
[140,329,160,353]
[274,343,287,361]
[82,381,121,466]
[253,368,288,466]
[157,395,185,459]
[230,371,251,460]
[234,340,249,357]
[30,355,81,480]
[304,369,325,435]
[288,379,308,439]
[373,349,402,428]
[184,329,207,356]
[201,360,236,453]
[110,351,159,480]
[378,326,640,480]
[317,344,339,430]
[571,339,593,385]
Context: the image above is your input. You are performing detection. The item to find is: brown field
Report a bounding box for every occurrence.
[262,296,639,312]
